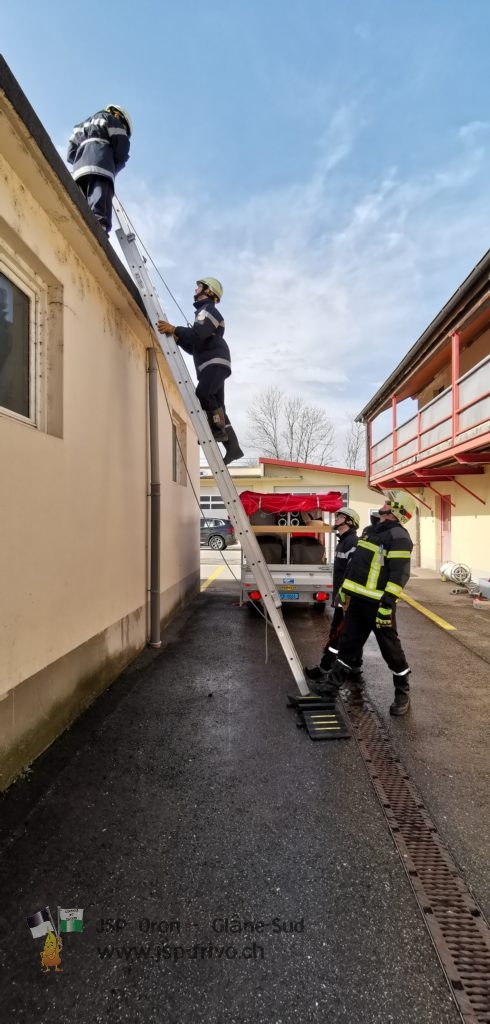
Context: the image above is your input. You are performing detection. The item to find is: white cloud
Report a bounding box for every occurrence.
[458,120,490,142]
[111,114,490,461]
[316,105,359,174]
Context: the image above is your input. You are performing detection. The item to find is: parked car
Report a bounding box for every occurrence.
[200,517,237,551]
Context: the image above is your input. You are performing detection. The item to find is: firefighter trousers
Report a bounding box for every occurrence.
[195,364,231,412]
[336,595,410,678]
[322,606,344,657]
[77,174,114,233]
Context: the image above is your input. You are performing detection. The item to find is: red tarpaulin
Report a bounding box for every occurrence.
[239,490,344,515]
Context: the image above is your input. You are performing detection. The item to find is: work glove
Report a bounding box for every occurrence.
[375,604,393,629]
[337,588,350,612]
[156,320,176,336]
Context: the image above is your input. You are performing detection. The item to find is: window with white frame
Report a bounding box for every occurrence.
[0,242,63,436]
[0,268,35,422]
[200,494,227,514]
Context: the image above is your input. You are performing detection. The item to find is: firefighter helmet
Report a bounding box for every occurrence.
[383,491,415,524]
[196,277,223,301]
[106,105,132,136]
[335,506,360,529]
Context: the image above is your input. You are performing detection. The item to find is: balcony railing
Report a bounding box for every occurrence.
[370,353,490,479]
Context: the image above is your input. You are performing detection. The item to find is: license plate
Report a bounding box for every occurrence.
[280,591,299,601]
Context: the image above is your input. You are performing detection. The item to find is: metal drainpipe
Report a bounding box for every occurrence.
[414,505,421,567]
[148,347,162,647]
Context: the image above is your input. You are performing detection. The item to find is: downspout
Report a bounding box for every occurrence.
[414,505,421,568]
[148,347,162,648]
[367,420,372,485]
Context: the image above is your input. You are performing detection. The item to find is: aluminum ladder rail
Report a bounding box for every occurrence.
[113,200,309,694]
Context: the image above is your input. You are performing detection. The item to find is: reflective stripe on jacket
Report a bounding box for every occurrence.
[333,527,358,597]
[67,110,130,185]
[174,300,231,378]
[342,520,412,607]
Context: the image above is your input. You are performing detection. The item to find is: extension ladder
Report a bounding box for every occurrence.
[113,200,310,695]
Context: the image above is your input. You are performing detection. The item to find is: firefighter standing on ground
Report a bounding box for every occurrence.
[308,493,414,716]
[157,278,244,465]
[305,507,360,681]
[67,105,131,234]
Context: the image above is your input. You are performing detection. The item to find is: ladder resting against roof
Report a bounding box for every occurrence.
[113,199,310,695]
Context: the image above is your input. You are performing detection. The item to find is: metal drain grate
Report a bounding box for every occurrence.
[343,688,490,1024]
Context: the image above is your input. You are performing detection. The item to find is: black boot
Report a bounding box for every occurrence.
[389,673,411,716]
[304,665,324,681]
[304,649,335,680]
[307,660,349,698]
[345,666,365,688]
[305,665,324,681]
[223,425,244,465]
[207,407,228,441]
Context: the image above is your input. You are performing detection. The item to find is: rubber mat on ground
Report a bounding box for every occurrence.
[287,694,350,740]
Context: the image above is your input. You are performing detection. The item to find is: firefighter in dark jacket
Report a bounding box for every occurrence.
[305,507,360,680]
[67,105,131,234]
[309,492,415,715]
[156,278,244,465]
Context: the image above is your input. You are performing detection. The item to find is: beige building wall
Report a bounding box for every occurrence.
[418,469,490,580]
[419,507,439,572]
[417,329,490,408]
[0,71,200,788]
[460,328,490,376]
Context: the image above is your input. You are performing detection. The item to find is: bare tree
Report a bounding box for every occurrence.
[246,386,283,457]
[247,387,335,464]
[344,417,366,469]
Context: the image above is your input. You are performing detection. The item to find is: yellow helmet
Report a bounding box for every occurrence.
[384,490,416,524]
[106,105,132,137]
[197,277,223,301]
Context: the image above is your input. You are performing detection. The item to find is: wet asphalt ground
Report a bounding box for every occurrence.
[0,558,488,1023]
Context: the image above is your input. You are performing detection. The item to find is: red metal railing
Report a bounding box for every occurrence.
[370,353,490,480]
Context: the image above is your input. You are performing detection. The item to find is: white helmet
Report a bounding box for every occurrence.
[335,506,360,529]
[106,105,132,137]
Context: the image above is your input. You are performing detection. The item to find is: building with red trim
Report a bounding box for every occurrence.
[357,249,490,580]
[200,456,391,562]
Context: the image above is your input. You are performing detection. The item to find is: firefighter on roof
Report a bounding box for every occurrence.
[67,105,131,234]
[157,278,244,465]
[308,492,415,716]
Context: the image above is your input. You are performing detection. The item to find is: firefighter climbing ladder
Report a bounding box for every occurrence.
[113,200,310,695]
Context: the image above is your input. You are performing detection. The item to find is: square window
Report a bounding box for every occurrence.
[0,270,33,420]
[0,238,63,436]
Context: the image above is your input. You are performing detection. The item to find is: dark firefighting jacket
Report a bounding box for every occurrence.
[333,527,358,598]
[67,110,130,185]
[174,300,231,379]
[342,519,412,609]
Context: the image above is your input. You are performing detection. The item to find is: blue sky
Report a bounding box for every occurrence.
[3,0,490,457]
